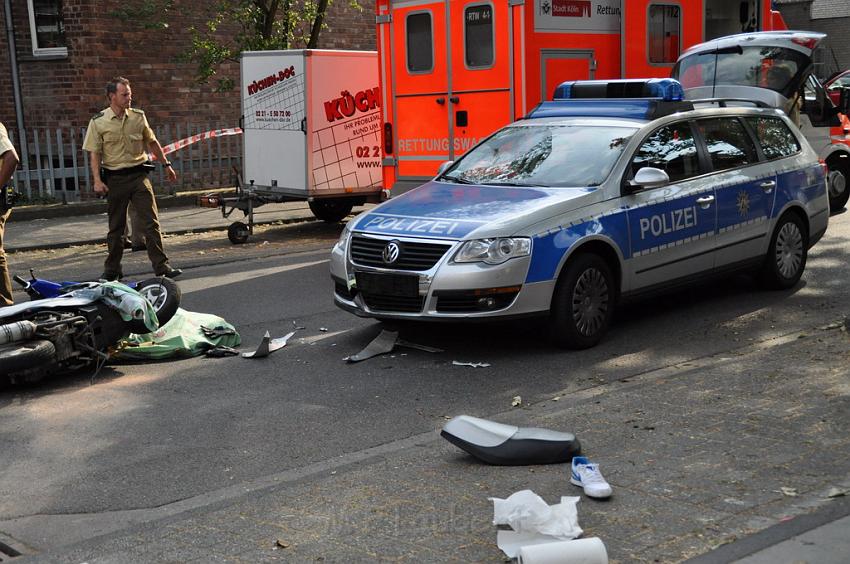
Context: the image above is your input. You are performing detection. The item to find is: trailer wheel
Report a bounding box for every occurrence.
[228,221,250,244]
[0,339,56,375]
[309,199,354,223]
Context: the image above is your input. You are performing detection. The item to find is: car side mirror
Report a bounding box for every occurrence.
[629,167,670,191]
[436,160,454,176]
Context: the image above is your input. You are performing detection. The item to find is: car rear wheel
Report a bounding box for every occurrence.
[549,253,615,349]
[760,212,808,290]
[827,154,850,213]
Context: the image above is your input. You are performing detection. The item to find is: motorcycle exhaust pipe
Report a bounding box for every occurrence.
[0,320,38,344]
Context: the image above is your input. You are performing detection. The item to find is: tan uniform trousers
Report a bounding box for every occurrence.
[0,209,12,306]
[104,171,169,278]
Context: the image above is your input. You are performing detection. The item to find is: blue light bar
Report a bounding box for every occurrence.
[553,78,685,102]
[528,99,657,121]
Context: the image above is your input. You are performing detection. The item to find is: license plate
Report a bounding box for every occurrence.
[356,272,419,297]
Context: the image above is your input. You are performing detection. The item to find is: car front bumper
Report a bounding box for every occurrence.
[330,233,554,321]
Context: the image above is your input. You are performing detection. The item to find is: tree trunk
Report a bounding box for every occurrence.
[307,0,330,48]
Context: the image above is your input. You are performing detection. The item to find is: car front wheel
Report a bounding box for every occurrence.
[549,253,615,349]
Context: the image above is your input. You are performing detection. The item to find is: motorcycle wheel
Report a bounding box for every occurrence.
[0,340,56,374]
[130,277,182,334]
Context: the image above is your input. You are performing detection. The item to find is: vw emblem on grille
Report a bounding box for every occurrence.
[382,241,401,265]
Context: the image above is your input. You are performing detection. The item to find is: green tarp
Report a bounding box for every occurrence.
[115,308,240,360]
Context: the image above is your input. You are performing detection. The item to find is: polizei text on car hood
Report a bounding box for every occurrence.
[351,181,595,240]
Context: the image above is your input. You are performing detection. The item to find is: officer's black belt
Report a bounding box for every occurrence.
[102,163,151,178]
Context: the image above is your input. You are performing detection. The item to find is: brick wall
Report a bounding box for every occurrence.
[0,0,376,132]
[777,1,850,79]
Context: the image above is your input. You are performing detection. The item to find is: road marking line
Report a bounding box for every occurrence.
[179,259,329,294]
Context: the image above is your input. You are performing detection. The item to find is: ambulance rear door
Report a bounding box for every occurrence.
[389,0,512,183]
[622,0,701,79]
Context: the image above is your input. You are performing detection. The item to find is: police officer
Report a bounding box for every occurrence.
[0,121,20,306]
[83,76,181,281]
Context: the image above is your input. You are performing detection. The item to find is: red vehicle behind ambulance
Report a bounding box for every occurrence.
[376,0,788,193]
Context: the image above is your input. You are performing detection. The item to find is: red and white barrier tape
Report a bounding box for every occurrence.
[150,127,243,160]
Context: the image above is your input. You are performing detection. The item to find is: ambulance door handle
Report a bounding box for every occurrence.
[449,96,460,104]
[436,97,445,105]
[760,180,776,193]
[696,195,715,208]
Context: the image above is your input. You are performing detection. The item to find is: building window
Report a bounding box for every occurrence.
[27,0,67,57]
[465,4,494,69]
[648,4,680,64]
[406,12,433,74]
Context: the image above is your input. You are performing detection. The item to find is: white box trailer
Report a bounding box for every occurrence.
[216,49,384,243]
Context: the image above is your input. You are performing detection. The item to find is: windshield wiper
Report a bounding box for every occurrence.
[440,175,475,184]
[480,181,543,187]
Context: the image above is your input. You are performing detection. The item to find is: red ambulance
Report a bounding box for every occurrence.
[376,0,788,193]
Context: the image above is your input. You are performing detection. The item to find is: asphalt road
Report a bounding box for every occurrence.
[1,213,849,561]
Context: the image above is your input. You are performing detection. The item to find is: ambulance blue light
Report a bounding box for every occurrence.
[553,78,685,102]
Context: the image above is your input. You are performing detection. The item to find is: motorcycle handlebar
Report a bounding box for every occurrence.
[13,275,28,287]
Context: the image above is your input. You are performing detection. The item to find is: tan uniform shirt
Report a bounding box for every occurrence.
[82,107,157,170]
[0,122,14,159]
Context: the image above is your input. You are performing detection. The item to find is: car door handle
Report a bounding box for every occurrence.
[436,97,445,105]
[760,180,776,193]
[449,96,460,104]
[696,195,715,208]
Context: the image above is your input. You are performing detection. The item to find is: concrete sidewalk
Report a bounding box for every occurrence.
[4,200,320,253]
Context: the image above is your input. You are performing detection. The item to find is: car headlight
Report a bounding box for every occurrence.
[453,237,531,265]
[334,221,354,254]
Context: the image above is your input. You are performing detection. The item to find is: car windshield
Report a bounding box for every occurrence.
[672,46,809,99]
[440,124,636,187]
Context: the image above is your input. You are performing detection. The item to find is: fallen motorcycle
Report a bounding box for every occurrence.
[0,278,178,385]
[14,270,181,334]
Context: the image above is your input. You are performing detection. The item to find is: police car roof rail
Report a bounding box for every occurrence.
[688,98,772,109]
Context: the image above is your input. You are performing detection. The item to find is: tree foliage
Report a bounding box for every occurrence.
[112,0,362,91]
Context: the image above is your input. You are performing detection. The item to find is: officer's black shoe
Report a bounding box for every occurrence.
[122,239,132,249]
[131,244,147,252]
[156,267,183,279]
[100,272,121,281]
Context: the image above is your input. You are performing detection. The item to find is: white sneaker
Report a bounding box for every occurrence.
[570,457,613,499]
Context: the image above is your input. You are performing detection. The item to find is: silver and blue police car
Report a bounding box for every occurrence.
[330,79,828,348]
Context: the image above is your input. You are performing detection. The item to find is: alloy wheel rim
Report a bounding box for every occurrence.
[571,267,609,337]
[775,222,803,279]
[140,285,168,310]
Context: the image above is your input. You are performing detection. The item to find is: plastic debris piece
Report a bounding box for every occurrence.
[346,330,398,363]
[511,396,522,407]
[243,331,271,358]
[275,539,290,549]
[397,339,444,353]
[319,327,329,332]
[827,487,848,498]
[206,346,240,358]
[452,361,491,368]
[201,325,237,338]
[779,487,799,497]
[292,320,306,330]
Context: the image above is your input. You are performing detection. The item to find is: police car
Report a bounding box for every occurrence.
[330,79,828,348]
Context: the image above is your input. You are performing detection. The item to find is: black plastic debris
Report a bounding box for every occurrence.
[345,329,444,363]
[205,346,240,358]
